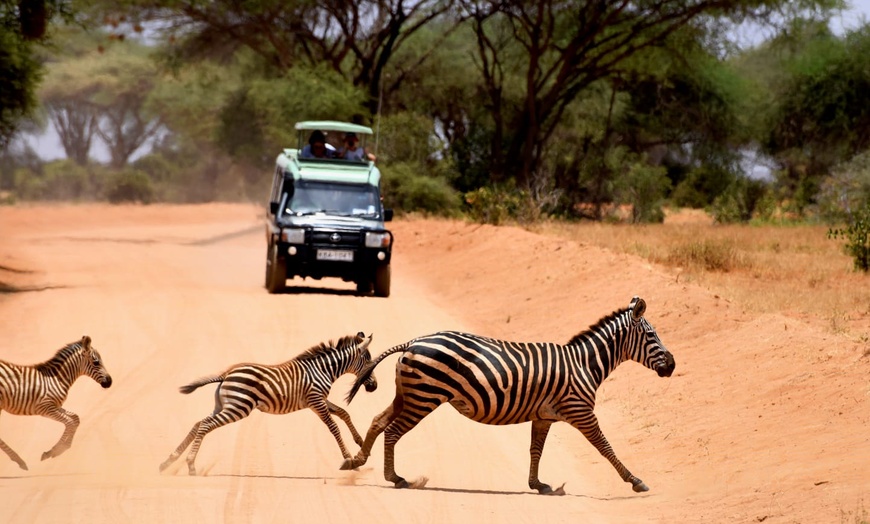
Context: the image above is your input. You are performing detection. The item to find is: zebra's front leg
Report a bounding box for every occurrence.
[326,400,364,447]
[573,413,649,493]
[40,407,80,461]
[528,420,564,495]
[340,394,403,471]
[159,421,200,473]
[309,399,352,460]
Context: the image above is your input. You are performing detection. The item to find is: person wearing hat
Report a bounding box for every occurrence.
[340,132,375,162]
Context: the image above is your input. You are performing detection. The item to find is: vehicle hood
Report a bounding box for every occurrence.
[280,214,386,231]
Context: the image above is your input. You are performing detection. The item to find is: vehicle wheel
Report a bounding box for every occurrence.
[265,244,286,294]
[373,264,390,298]
[356,281,373,295]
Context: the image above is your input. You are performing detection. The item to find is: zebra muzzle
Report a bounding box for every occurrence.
[655,354,675,377]
[100,376,113,388]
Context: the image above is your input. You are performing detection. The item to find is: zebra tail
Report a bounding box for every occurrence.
[346,342,410,404]
[179,375,224,394]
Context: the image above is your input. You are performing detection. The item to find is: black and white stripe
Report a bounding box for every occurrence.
[341,297,675,494]
[160,332,378,475]
[0,336,113,470]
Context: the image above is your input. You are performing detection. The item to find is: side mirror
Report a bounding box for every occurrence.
[383,209,393,222]
[270,202,279,215]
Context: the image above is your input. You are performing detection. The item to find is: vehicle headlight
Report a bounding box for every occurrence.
[365,231,391,248]
[281,228,305,244]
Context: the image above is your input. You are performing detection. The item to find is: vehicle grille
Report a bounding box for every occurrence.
[310,230,362,248]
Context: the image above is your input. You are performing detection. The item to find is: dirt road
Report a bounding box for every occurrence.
[0,204,867,523]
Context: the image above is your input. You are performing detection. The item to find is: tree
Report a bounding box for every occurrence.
[40,37,164,168]
[459,0,841,188]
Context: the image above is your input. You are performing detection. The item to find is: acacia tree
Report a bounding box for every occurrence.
[458,0,841,187]
[113,0,457,114]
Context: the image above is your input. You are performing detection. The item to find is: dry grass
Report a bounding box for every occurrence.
[535,209,870,337]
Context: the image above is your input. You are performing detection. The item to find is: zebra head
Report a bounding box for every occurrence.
[353,332,378,393]
[80,336,113,388]
[625,297,675,378]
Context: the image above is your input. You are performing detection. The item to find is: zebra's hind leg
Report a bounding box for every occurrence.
[382,403,439,489]
[0,413,27,470]
[40,407,80,461]
[326,400,364,447]
[184,411,240,475]
[159,421,200,473]
[340,392,405,471]
[528,420,565,495]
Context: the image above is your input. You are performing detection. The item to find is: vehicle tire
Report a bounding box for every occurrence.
[356,281,373,295]
[265,244,286,294]
[373,264,390,298]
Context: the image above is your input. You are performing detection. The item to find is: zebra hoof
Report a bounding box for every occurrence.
[394,479,410,489]
[339,458,357,470]
[631,479,649,493]
[18,461,28,471]
[41,451,52,461]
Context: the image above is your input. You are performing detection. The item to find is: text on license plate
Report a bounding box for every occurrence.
[317,249,354,262]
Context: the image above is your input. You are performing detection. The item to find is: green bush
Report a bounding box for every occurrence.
[613,161,672,223]
[828,201,870,272]
[380,161,461,216]
[710,176,771,223]
[818,150,870,223]
[464,182,550,225]
[105,170,154,204]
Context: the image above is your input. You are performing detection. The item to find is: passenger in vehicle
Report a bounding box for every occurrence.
[339,132,375,162]
[301,130,334,159]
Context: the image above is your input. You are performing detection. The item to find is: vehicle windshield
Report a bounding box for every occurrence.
[285,182,381,218]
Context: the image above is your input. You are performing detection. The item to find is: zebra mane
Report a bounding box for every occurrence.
[295,335,361,362]
[565,307,629,346]
[34,340,85,371]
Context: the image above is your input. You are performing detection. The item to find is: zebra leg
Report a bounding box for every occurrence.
[340,392,405,471]
[326,400,364,447]
[529,420,564,495]
[184,411,242,475]
[0,413,28,470]
[309,399,354,460]
[40,407,80,461]
[382,403,439,489]
[572,413,649,493]
[159,421,201,473]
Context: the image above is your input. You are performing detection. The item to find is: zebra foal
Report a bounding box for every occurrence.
[0,335,113,470]
[341,297,676,494]
[160,332,378,475]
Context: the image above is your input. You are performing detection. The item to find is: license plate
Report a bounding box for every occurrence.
[316,249,354,262]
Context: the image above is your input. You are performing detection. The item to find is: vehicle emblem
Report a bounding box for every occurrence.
[330,233,342,243]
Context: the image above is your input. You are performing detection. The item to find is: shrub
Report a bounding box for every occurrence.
[664,240,744,272]
[105,170,154,204]
[818,150,870,223]
[380,161,461,216]
[828,201,870,272]
[464,182,551,225]
[613,161,671,223]
[710,176,771,223]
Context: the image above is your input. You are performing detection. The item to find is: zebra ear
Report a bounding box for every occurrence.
[81,335,92,349]
[359,333,372,350]
[629,297,646,321]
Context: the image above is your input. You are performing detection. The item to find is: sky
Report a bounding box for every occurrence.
[25,1,870,163]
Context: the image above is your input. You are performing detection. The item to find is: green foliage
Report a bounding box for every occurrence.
[13,160,109,200]
[613,160,672,223]
[817,151,870,223]
[828,201,870,272]
[0,27,41,146]
[105,170,154,204]
[711,176,773,223]
[464,183,545,225]
[380,161,461,216]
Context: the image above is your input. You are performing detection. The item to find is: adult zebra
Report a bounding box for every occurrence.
[160,332,378,475]
[0,335,113,470]
[341,297,675,494]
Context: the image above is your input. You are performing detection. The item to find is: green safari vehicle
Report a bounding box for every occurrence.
[264,121,394,297]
